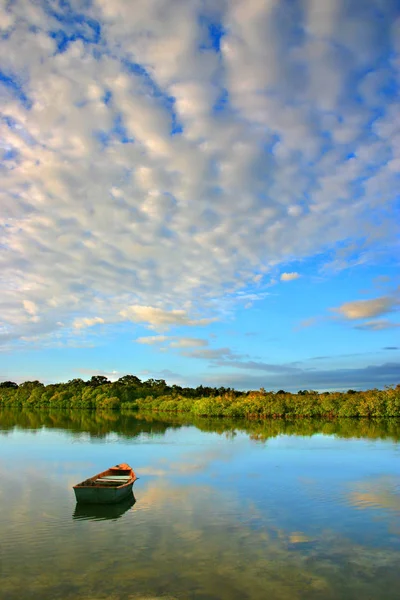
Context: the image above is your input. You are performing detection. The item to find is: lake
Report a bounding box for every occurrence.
[1,409,400,600]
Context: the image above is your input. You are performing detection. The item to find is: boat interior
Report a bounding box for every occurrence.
[93,474,132,486]
[75,464,134,487]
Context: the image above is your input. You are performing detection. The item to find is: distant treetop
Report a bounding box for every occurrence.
[0,381,18,388]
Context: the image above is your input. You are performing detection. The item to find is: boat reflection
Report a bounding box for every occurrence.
[73,493,136,521]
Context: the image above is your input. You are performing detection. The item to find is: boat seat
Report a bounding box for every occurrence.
[95,479,124,485]
[100,475,131,480]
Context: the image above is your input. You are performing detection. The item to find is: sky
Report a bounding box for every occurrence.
[0,0,399,392]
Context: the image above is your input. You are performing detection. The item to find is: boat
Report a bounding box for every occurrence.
[73,463,137,504]
[73,493,136,521]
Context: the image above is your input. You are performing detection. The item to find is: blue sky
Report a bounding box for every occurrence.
[0,0,399,391]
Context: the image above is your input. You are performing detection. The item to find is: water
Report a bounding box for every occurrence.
[1,409,400,600]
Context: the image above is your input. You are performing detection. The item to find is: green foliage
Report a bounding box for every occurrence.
[0,376,399,418]
[0,381,18,388]
[87,375,111,387]
[136,387,400,419]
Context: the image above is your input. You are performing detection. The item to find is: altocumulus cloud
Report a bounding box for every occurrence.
[134,335,208,348]
[120,306,215,329]
[280,272,300,282]
[73,317,105,330]
[333,296,398,320]
[135,335,170,345]
[0,0,400,345]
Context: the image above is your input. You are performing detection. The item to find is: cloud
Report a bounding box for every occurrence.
[0,0,399,346]
[136,368,184,385]
[182,347,239,360]
[304,290,400,331]
[135,335,170,345]
[373,275,391,285]
[355,320,400,331]
[383,346,399,350]
[135,334,208,349]
[214,360,302,373]
[311,351,376,360]
[297,316,321,329]
[280,272,300,282]
[333,296,397,320]
[23,300,38,316]
[77,368,121,381]
[169,337,208,348]
[73,317,105,329]
[348,477,400,512]
[202,362,400,392]
[119,306,214,330]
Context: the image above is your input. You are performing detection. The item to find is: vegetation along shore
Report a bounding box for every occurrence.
[1,375,400,418]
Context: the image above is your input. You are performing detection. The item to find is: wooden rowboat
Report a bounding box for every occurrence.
[73,463,137,504]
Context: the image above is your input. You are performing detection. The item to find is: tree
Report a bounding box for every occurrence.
[88,375,110,387]
[20,380,44,389]
[67,378,86,388]
[117,375,142,386]
[0,381,18,388]
[145,378,167,389]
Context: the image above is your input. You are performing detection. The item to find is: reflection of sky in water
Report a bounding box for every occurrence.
[1,414,400,599]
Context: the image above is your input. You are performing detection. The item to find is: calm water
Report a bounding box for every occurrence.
[1,410,400,600]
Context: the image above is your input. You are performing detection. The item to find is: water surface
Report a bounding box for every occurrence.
[1,409,400,599]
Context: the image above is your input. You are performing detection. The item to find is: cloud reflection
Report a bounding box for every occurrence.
[349,477,400,513]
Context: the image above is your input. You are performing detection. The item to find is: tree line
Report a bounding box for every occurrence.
[0,375,399,417]
[0,375,242,410]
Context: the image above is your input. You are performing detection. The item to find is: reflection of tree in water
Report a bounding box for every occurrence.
[135,411,400,442]
[1,408,400,442]
[0,408,180,439]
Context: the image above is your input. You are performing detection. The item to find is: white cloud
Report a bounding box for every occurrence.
[169,337,208,348]
[182,347,236,360]
[280,272,300,282]
[120,306,213,330]
[135,335,170,345]
[22,300,39,320]
[287,205,303,217]
[0,0,399,346]
[333,296,397,320]
[73,317,105,330]
[135,335,208,348]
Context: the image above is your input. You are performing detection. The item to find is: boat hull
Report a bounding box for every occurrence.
[74,481,134,504]
[73,493,136,520]
[73,463,137,504]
